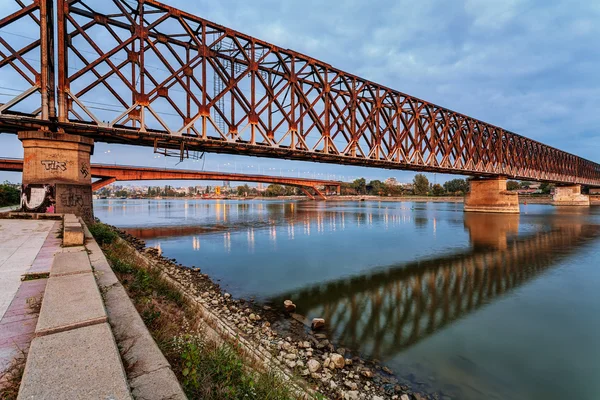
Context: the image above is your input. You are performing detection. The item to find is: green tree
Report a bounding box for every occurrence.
[432,183,445,196]
[443,178,469,195]
[0,182,20,207]
[237,184,250,196]
[539,182,554,194]
[284,186,297,196]
[352,178,367,195]
[367,180,385,195]
[520,181,534,189]
[264,184,286,197]
[413,174,430,196]
[506,180,520,191]
[384,183,404,197]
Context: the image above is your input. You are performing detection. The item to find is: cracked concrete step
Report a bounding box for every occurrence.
[18,322,132,400]
[35,272,106,337]
[50,249,92,277]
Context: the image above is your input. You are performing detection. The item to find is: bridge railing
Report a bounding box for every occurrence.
[1,0,600,185]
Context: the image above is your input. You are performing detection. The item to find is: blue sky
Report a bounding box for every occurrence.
[1,0,599,187]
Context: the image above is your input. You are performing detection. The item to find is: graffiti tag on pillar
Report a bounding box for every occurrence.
[56,184,94,222]
[41,160,67,172]
[21,184,56,213]
[80,163,89,178]
[59,186,85,208]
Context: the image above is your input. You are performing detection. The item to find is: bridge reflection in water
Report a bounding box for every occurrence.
[270,215,600,361]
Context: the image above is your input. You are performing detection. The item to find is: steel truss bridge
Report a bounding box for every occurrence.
[271,222,600,359]
[1,0,600,185]
[0,158,340,198]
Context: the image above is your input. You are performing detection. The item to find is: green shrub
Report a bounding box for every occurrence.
[172,334,295,400]
[0,182,20,207]
[89,223,118,246]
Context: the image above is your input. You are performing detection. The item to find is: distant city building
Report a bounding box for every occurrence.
[384,177,400,186]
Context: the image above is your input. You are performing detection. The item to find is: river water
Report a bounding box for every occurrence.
[95,199,600,400]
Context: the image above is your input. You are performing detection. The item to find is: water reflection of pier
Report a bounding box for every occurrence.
[271,220,599,359]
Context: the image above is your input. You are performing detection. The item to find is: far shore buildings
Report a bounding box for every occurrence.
[385,177,413,191]
[384,177,399,186]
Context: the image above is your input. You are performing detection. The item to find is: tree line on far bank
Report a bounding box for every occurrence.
[343,174,554,197]
[95,175,556,199]
[0,181,20,207]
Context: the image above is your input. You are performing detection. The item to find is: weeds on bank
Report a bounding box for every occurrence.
[0,350,26,400]
[89,222,304,400]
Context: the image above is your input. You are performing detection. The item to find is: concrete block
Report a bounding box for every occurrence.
[36,273,106,336]
[18,323,132,400]
[102,285,171,376]
[63,225,84,246]
[64,214,78,223]
[50,250,92,277]
[60,245,86,253]
[130,367,187,400]
[464,177,520,213]
[552,185,590,206]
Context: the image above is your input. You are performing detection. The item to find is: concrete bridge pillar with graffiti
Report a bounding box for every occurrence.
[19,131,94,222]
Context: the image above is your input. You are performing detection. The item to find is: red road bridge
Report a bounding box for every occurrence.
[0,158,340,199]
[1,0,599,220]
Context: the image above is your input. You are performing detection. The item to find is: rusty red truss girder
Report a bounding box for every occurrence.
[0,158,340,197]
[1,0,600,186]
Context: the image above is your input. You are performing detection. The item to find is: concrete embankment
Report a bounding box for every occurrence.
[1,214,184,399]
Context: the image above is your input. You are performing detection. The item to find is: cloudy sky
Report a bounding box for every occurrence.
[1,0,599,187]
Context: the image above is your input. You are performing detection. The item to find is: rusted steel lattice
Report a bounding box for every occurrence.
[0,0,55,120]
[1,0,600,185]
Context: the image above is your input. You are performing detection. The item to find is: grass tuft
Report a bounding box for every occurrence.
[88,223,118,246]
[0,350,26,400]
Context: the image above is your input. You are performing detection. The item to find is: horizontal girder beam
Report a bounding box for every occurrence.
[0,158,340,192]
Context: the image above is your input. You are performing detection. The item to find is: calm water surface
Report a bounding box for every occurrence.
[95,199,600,400]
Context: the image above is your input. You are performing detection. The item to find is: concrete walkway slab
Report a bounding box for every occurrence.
[26,222,61,276]
[35,273,106,336]
[0,279,46,374]
[18,323,132,400]
[0,220,54,320]
[50,251,92,277]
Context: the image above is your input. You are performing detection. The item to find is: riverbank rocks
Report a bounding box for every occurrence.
[248,313,261,321]
[312,317,325,330]
[361,369,374,378]
[331,353,345,369]
[110,222,422,400]
[284,299,296,312]
[307,359,321,373]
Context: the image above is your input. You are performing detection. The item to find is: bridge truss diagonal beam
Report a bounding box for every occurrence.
[0,0,599,186]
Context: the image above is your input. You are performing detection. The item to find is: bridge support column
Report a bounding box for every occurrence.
[464,177,519,214]
[552,185,589,207]
[18,131,94,222]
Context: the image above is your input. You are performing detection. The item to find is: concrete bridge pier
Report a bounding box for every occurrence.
[464,177,520,214]
[18,131,95,222]
[552,185,590,207]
